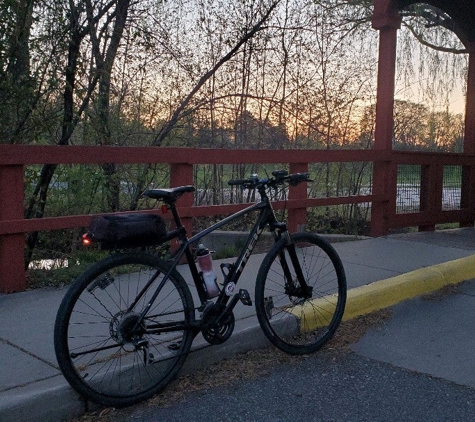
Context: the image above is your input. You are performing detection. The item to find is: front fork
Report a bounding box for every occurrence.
[278,231,312,299]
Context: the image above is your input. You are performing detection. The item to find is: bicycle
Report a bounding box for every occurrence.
[54,170,347,408]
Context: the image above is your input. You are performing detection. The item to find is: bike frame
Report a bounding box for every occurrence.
[134,187,290,330]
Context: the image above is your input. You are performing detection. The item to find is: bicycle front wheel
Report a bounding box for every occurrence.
[255,232,346,355]
[54,252,195,408]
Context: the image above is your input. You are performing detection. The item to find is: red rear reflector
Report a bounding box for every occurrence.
[82,233,92,246]
[161,205,168,214]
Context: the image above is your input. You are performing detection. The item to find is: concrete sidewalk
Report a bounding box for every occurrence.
[2,228,475,421]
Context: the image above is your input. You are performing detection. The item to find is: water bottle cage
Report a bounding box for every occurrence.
[220,263,235,281]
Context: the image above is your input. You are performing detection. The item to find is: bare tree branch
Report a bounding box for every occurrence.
[152,0,281,146]
[401,20,467,55]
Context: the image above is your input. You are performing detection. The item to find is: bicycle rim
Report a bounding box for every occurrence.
[255,233,347,355]
[54,253,194,407]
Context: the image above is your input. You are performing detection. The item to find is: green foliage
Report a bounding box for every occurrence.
[214,244,241,260]
[27,240,170,289]
[397,164,421,185]
[306,206,370,236]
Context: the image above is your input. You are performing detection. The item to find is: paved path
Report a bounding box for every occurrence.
[2,228,475,421]
[108,348,475,422]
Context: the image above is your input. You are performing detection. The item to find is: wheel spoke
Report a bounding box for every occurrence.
[255,233,346,354]
[54,253,194,407]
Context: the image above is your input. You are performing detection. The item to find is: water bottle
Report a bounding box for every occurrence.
[196,244,220,298]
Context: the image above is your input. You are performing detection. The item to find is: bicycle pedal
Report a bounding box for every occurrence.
[168,341,181,351]
[238,289,252,306]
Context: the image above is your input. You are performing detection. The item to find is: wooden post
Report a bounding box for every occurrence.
[461,42,475,227]
[464,43,475,155]
[419,163,442,232]
[370,3,401,236]
[0,165,26,292]
[170,162,194,239]
[288,163,309,233]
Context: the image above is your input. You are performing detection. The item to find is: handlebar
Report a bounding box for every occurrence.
[228,170,312,189]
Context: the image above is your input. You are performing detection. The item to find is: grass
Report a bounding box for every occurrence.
[213,244,241,260]
[435,223,459,230]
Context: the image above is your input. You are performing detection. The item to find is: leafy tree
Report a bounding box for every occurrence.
[0,0,34,143]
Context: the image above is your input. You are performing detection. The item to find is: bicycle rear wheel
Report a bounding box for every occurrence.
[54,252,195,408]
[255,232,346,355]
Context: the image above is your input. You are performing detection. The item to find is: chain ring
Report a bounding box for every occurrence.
[201,304,235,345]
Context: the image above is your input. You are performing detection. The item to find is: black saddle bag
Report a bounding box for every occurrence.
[88,213,167,249]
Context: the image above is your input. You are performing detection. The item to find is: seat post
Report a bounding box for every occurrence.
[167,201,185,232]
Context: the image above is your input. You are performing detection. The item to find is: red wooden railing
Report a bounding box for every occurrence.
[1,145,474,293]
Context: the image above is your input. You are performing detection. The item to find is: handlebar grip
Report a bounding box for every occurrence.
[289,173,312,185]
[272,169,288,178]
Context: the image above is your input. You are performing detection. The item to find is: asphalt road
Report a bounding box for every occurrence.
[77,346,475,422]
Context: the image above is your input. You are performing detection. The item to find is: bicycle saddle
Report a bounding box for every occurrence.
[143,185,195,202]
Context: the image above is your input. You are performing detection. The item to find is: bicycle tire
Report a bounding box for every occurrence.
[54,252,195,408]
[255,232,347,355]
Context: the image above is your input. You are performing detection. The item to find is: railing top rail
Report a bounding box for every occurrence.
[392,150,475,165]
[0,145,386,165]
[3,145,475,167]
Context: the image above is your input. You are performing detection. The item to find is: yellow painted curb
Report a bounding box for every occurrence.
[285,254,475,332]
[343,253,475,321]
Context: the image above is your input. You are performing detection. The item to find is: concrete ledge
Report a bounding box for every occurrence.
[343,253,475,320]
[0,376,88,422]
[202,231,365,255]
